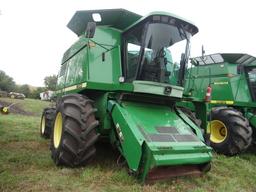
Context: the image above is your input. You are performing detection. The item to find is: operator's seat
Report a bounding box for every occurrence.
[140,49,170,83]
[141,60,160,82]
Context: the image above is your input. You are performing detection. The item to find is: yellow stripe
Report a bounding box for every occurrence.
[81,82,87,88]
[64,82,87,92]
[213,82,229,85]
[64,85,77,92]
[226,101,234,105]
[56,82,87,93]
[210,100,234,105]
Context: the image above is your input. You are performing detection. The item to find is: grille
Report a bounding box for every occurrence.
[173,134,198,142]
[148,134,175,142]
[156,126,179,134]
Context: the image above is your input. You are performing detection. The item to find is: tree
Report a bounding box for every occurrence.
[0,70,15,92]
[44,75,57,91]
[16,84,31,97]
[29,87,45,99]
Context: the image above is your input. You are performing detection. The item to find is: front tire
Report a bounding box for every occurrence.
[178,107,201,127]
[208,108,252,155]
[50,94,99,166]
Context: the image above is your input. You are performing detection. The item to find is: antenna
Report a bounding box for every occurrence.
[202,45,205,57]
[202,45,207,61]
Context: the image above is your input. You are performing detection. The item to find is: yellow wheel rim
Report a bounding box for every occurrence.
[2,107,8,114]
[41,115,46,134]
[208,120,228,143]
[54,112,63,148]
[11,95,15,99]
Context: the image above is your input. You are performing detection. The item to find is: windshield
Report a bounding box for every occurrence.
[245,67,256,101]
[123,20,191,85]
[248,68,256,83]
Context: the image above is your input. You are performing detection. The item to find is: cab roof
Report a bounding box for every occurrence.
[67,9,142,36]
[67,9,198,36]
[124,11,198,35]
[191,53,256,66]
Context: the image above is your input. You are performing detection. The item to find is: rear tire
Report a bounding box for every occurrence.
[50,94,99,166]
[40,108,56,139]
[209,108,252,155]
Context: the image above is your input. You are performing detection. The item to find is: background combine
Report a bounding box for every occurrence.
[181,53,256,155]
[40,9,212,182]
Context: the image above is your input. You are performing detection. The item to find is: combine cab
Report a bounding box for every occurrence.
[40,9,212,182]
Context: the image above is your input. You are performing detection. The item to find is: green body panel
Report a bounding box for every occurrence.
[87,27,122,83]
[133,81,183,98]
[108,100,211,177]
[245,112,256,129]
[184,62,252,104]
[58,27,122,90]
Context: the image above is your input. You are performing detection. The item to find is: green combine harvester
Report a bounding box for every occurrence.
[182,53,256,155]
[40,9,212,182]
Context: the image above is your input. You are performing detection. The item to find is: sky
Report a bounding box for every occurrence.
[0,0,256,87]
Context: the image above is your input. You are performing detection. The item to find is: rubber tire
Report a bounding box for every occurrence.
[178,107,202,127]
[177,107,211,145]
[50,94,99,166]
[40,108,56,139]
[210,108,252,156]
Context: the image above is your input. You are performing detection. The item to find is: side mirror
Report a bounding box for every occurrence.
[85,22,96,38]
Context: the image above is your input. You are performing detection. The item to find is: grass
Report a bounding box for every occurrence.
[0,98,256,191]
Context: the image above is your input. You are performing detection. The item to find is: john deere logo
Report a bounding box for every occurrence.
[164,86,172,95]
[213,82,228,85]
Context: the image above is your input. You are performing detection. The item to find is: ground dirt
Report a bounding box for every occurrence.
[0,100,34,116]
[1,98,256,192]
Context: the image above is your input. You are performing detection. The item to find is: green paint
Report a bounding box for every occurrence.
[133,81,184,97]
[109,100,211,180]
[245,112,256,129]
[184,53,256,104]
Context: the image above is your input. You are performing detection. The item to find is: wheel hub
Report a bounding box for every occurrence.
[41,115,46,134]
[208,120,228,143]
[54,112,63,148]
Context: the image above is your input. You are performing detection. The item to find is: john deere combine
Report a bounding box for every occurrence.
[40,9,212,182]
[182,53,256,155]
